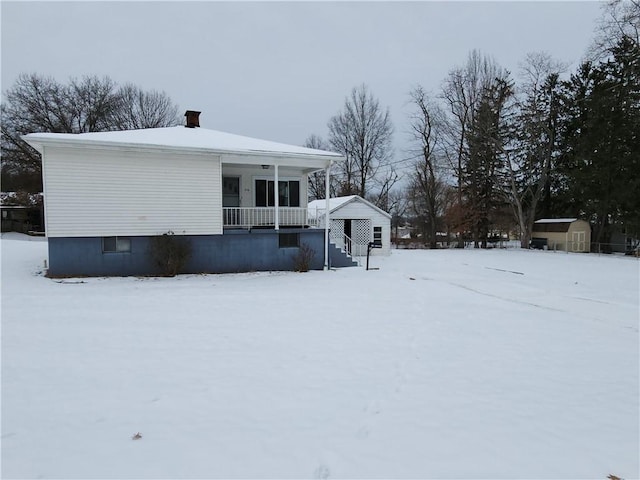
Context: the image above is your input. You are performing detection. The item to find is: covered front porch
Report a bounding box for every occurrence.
[219,146,340,268]
[221,161,326,230]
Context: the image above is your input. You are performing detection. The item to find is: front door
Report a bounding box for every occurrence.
[223,177,240,227]
[223,177,240,207]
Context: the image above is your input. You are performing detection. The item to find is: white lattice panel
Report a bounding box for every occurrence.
[352,219,371,256]
[330,219,344,250]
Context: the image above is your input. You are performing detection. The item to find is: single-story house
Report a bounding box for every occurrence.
[308,195,392,256]
[531,218,591,252]
[22,111,356,276]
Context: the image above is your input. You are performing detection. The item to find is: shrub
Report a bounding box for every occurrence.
[293,243,315,272]
[149,231,192,277]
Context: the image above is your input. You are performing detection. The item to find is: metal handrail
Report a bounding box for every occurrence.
[341,233,363,266]
[308,207,326,228]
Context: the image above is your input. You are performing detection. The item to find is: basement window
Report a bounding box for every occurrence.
[103,236,131,253]
[279,233,299,248]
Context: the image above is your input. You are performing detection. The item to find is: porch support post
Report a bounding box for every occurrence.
[274,164,279,230]
[324,162,331,270]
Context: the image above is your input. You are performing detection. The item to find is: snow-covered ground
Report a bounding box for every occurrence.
[2,233,638,479]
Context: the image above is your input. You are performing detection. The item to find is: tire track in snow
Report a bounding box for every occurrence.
[445,281,564,312]
[422,277,639,333]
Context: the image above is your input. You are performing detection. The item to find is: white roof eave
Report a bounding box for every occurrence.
[308,195,392,219]
[21,134,344,169]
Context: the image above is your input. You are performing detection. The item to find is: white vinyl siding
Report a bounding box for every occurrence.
[43,146,222,237]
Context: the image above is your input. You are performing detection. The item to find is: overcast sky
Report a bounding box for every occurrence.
[2,1,604,167]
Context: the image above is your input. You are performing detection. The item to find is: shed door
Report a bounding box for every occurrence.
[572,231,586,252]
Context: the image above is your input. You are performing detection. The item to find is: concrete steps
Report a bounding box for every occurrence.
[328,242,358,268]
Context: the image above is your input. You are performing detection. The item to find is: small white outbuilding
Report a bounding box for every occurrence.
[308,195,392,256]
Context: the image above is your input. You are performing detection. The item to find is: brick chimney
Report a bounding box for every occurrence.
[184,110,201,128]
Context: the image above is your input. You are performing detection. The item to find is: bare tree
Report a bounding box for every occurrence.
[1,73,90,191]
[68,75,120,133]
[304,134,339,200]
[407,85,447,248]
[501,52,566,248]
[111,83,181,129]
[387,189,408,242]
[589,0,640,60]
[327,84,396,205]
[371,166,400,211]
[1,73,181,195]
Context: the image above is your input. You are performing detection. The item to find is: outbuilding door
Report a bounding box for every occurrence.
[572,231,586,252]
[330,219,371,257]
[344,220,352,254]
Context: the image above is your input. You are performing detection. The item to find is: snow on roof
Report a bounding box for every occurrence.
[308,195,392,219]
[22,126,343,159]
[308,195,358,213]
[535,218,579,223]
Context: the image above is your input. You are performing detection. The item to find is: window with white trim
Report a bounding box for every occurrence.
[255,180,300,207]
[373,226,382,246]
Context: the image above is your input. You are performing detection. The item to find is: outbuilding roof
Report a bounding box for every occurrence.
[535,218,578,224]
[22,126,343,160]
[533,218,587,233]
[308,195,392,219]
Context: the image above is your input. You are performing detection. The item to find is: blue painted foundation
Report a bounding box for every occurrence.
[47,229,355,277]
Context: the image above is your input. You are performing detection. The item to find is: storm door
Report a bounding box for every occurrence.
[223,177,240,207]
[222,176,240,227]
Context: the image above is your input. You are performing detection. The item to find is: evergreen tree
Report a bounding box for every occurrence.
[464,76,514,248]
[559,37,640,249]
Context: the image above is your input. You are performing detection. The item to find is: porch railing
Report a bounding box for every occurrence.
[223,207,310,228]
[308,208,327,228]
